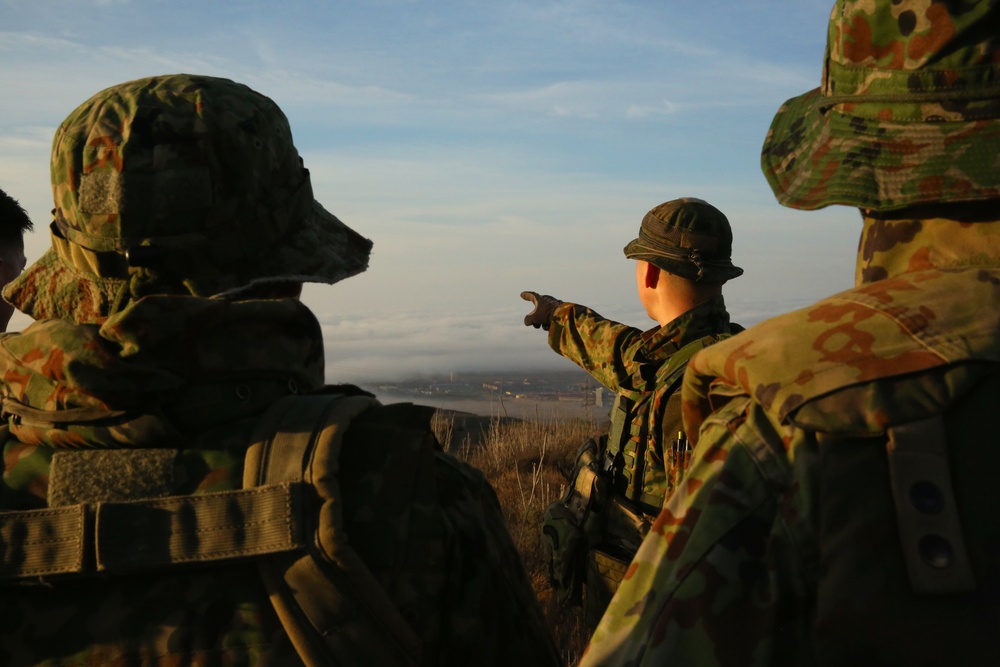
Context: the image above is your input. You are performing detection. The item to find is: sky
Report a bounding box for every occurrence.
[0,0,861,385]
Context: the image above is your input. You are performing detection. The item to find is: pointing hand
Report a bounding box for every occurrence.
[520,291,563,331]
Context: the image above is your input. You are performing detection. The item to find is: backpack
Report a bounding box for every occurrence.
[0,390,560,666]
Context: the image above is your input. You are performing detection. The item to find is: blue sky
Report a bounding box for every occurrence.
[0,0,859,383]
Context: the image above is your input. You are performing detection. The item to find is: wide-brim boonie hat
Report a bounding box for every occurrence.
[623,197,743,283]
[761,0,1000,212]
[5,74,372,324]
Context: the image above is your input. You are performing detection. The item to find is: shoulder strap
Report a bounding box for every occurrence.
[661,333,732,434]
[244,392,423,667]
[662,332,732,391]
[0,455,305,580]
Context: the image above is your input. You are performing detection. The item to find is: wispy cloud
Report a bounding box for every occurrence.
[481,80,647,120]
[0,31,77,51]
[626,100,679,119]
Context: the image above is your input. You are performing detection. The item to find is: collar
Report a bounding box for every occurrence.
[639,294,732,360]
[857,212,1000,284]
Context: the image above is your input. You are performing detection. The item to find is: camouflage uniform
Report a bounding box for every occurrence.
[547,294,737,512]
[582,2,1000,665]
[0,74,559,667]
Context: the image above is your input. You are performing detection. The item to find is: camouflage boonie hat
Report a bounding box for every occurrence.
[761,0,1000,211]
[623,198,743,282]
[5,74,373,324]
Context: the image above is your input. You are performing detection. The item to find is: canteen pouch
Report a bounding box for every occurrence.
[541,500,587,606]
[541,438,609,606]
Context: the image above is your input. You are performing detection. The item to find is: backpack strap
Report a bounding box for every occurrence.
[663,331,740,441]
[660,338,713,442]
[0,447,305,579]
[886,415,975,594]
[663,331,734,393]
[243,392,423,667]
[660,333,736,497]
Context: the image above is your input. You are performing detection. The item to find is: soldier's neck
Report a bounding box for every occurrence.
[856,202,1000,285]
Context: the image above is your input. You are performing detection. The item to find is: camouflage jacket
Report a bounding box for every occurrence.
[0,295,559,667]
[581,215,1000,666]
[548,295,737,512]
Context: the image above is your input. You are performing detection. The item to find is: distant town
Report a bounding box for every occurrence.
[359,369,613,423]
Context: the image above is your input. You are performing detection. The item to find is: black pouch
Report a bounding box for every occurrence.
[541,438,609,606]
[541,500,587,606]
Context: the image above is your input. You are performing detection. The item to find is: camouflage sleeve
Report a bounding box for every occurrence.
[546,302,648,399]
[579,394,815,667]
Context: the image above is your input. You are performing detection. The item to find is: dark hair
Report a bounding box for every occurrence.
[0,186,33,248]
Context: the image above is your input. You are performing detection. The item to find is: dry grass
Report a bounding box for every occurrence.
[433,409,604,666]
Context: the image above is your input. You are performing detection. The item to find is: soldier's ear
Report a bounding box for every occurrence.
[643,262,661,289]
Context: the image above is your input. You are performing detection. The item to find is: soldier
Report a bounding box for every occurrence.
[0,74,560,667]
[521,197,743,625]
[0,187,32,331]
[582,1,1000,665]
